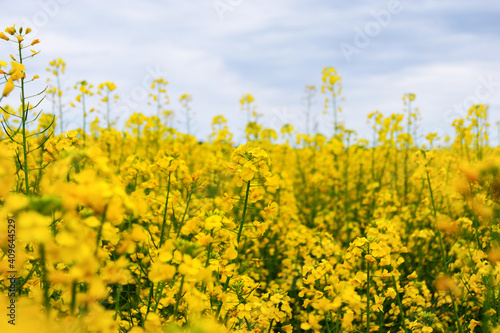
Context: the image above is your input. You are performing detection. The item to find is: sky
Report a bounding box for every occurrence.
[1,0,500,144]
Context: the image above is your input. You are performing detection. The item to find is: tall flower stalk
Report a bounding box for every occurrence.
[179,93,193,135]
[0,25,53,196]
[71,80,94,145]
[321,67,342,137]
[98,81,118,129]
[46,58,66,134]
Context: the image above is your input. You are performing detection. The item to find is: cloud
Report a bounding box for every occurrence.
[0,0,498,141]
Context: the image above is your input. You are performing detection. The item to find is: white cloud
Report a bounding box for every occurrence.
[0,0,499,141]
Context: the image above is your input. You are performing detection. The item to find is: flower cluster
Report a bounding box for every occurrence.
[1,24,500,333]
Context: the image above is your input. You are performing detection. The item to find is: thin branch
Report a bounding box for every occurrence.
[0,105,20,117]
[30,131,53,152]
[26,88,48,99]
[1,120,21,144]
[15,151,23,171]
[26,109,44,125]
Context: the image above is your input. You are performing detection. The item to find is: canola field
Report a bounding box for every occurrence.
[1,26,500,333]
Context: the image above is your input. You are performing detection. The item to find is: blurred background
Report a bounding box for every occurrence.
[1,0,499,143]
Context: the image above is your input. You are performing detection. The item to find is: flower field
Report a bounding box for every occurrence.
[1,26,500,333]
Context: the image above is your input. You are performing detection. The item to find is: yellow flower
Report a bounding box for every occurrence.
[17,211,51,243]
[9,61,25,80]
[264,174,280,192]
[224,247,238,260]
[205,215,223,230]
[301,313,321,331]
[221,193,239,211]
[468,319,481,332]
[240,161,257,182]
[0,149,15,197]
[101,257,131,284]
[196,233,212,247]
[98,81,116,91]
[5,25,16,35]
[65,130,79,138]
[341,310,354,330]
[385,287,397,299]
[263,202,278,218]
[434,276,462,297]
[248,186,264,203]
[149,262,176,282]
[2,78,14,97]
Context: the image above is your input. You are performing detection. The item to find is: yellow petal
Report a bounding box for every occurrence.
[2,78,14,96]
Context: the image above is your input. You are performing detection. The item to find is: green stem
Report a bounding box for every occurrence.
[70,281,77,315]
[159,173,171,247]
[152,282,165,313]
[236,180,251,245]
[267,319,274,333]
[95,205,108,255]
[186,106,190,135]
[16,260,40,294]
[18,42,29,196]
[202,231,214,292]
[426,168,463,333]
[173,276,185,319]
[215,180,251,320]
[366,250,370,333]
[215,277,230,319]
[332,92,337,136]
[426,169,448,271]
[176,188,193,239]
[391,274,408,333]
[82,93,86,146]
[107,89,111,130]
[56,69,63,134]
[146,282,155,316]
[114,284,122,319]
[39,244,50,315]
[404,100,411,202]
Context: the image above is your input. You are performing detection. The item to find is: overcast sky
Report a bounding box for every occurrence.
[1,0,500,144]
